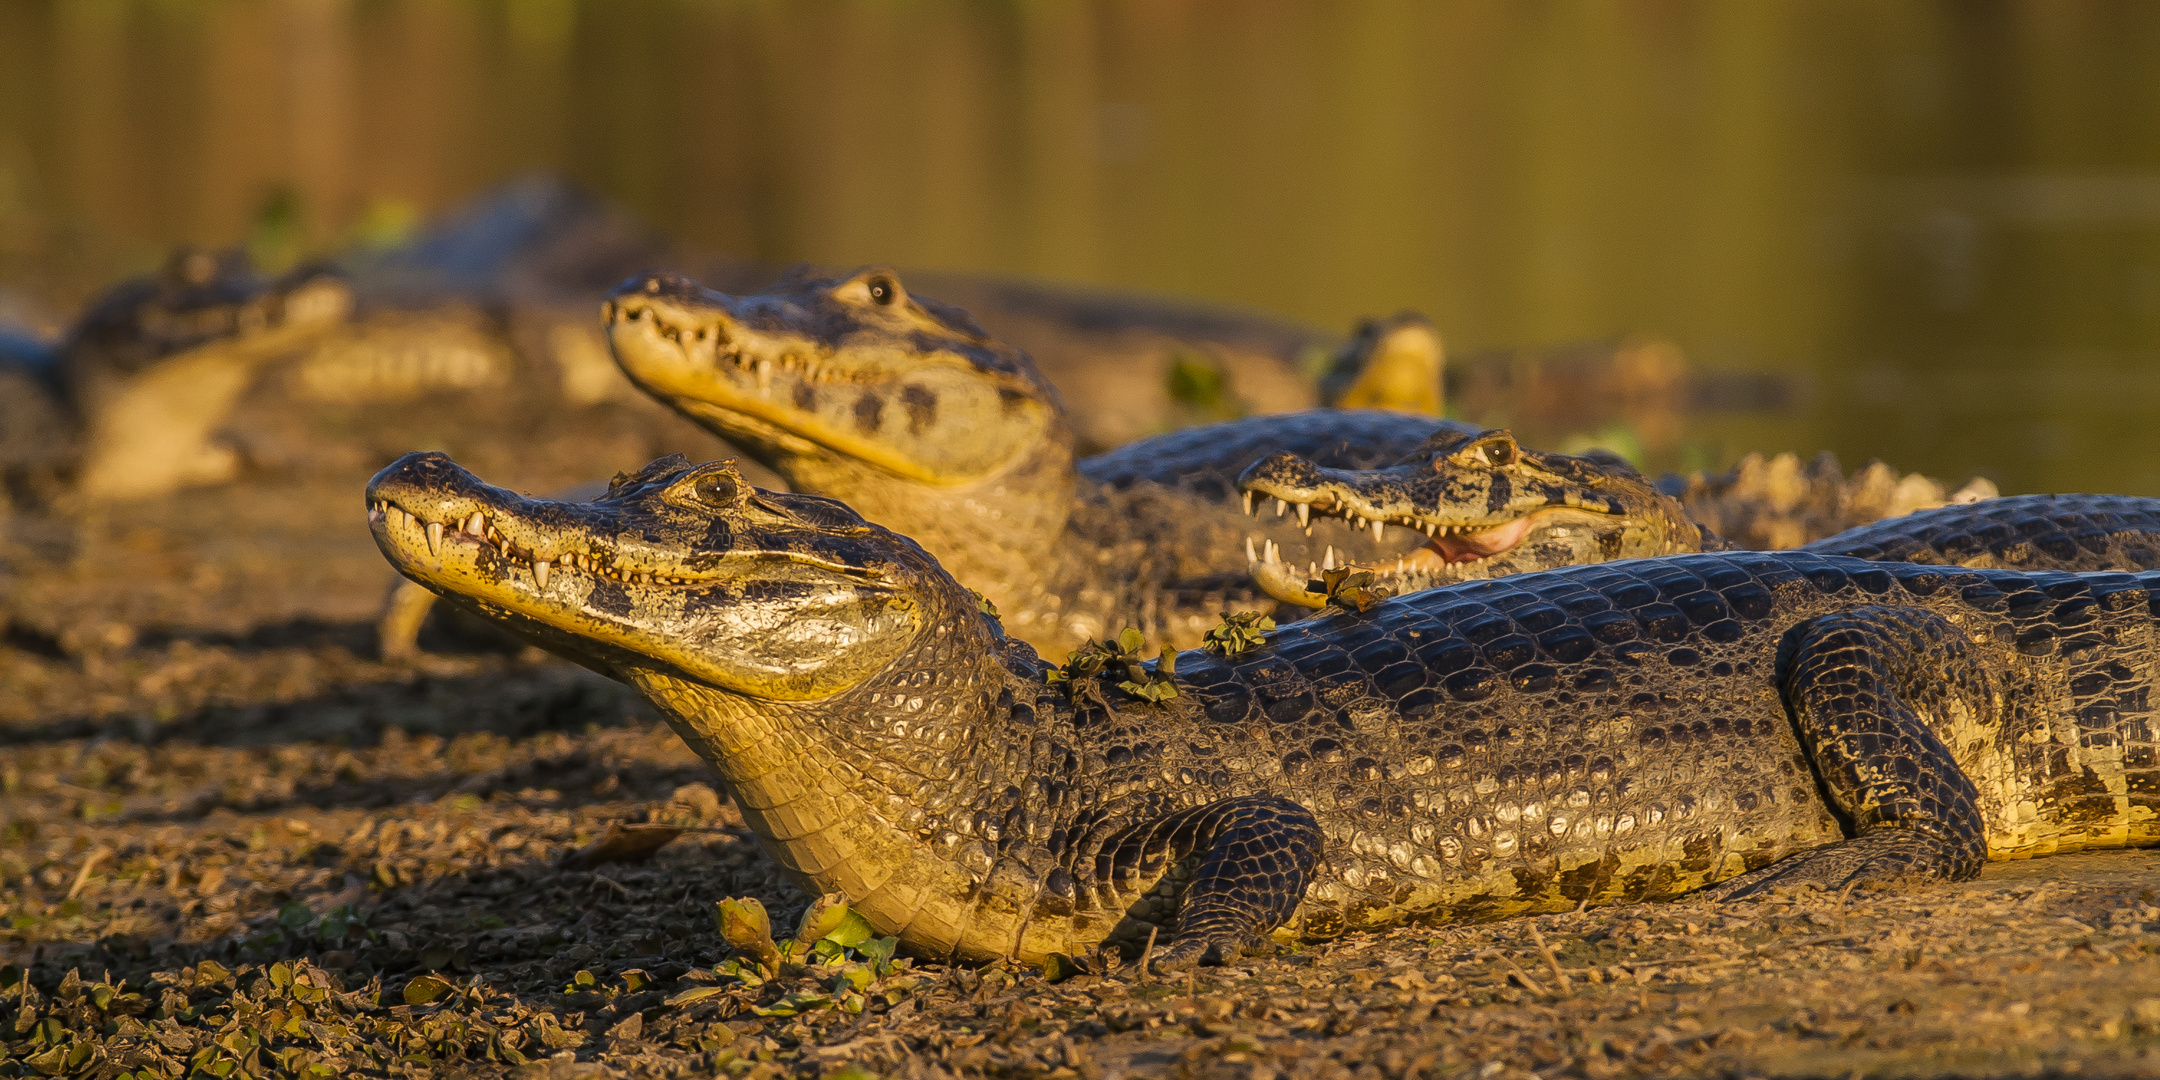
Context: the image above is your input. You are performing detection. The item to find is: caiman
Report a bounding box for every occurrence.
[601,269,1470,657]
[1241,426,2021,608]
[61,248,353,500]
[369,450,2160,969]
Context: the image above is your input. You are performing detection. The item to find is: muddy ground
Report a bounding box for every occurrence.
[4,478,2160,1080]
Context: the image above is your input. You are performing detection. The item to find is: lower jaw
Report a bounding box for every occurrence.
[1251,550,1496,608]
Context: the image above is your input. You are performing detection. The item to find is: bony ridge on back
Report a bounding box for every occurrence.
[369,449,2160,971]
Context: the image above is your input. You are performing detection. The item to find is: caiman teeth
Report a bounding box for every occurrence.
[374,501,706,587]
[1296,502,1310,529]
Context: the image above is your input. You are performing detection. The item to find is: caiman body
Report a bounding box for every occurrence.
[370,451,2160,969]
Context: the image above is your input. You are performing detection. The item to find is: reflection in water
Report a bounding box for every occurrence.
[2,1,2158,492]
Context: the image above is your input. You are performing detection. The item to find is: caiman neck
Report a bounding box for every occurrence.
[771,428,1080,613]
[616,628,1084,963]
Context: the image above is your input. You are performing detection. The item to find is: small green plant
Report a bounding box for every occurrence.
[1202,611,1274,657]
[1309,566,1391,613]
[707,893,919,1015]
[1049,629,1180,703]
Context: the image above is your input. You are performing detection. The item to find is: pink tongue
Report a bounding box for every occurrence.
[1428,517,1533,563]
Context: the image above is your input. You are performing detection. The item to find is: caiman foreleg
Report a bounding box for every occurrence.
[1704,605,1992,899]
[1093,795,1323,970]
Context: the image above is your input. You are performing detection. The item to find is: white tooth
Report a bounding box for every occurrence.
[1264,538,1278,564]
[426,521,442,555]
[1396,557,1405,573]
[1424,522,1437,537]
[756,357,773,393]
[1246,536,1258,562]
[1296,503,1310,528]
[1372,518,1385,541]
[1274,498,1287,518]
[1323,546,1335,570]
[533,561,550,589]
[1309,562,1318,578]
[465,512,485,536]
[1243,491,1254,516]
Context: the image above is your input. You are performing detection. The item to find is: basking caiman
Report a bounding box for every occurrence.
[602,269,1468,657]
[1241,427,2041,608]
[368,450,2160,969]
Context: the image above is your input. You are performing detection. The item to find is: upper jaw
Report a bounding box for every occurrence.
[365,453,714,594]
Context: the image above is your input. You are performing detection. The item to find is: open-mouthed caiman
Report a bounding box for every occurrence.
[367,450,2160,969]
[601,269,1469,658]
[1241,426,2041,607]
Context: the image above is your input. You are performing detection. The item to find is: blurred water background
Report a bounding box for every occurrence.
[2,0,2158,494]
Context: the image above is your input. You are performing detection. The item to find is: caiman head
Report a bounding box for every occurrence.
[366,450,974,700]
[65,248,352,384]
[1238,427,1704,607]
[65,248,354,500]
[366,450,1106,964]
[1317,312,1445,416]
[603,268,1071,501]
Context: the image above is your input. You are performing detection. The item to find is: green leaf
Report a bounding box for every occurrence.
[664,985,728,1007]
[1040,953,1085,983]
[278,902,316,930]
[795,893,852,944]
[857,936,899,975]
[714,897,782,970]
[1116,627,1146,654]
[269,963,294,990]
[825,910,876,948]
[402,975,454,1006]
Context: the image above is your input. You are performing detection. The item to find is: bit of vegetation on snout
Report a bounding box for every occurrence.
[1048,628,1181,704]
[1308,566,1392,613]
[1201,611,1275,658]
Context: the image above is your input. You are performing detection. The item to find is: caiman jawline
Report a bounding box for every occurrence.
[369,496,876,592]
[369,498,701,589]
[1239,487,1594,606]
[605,294,866,390]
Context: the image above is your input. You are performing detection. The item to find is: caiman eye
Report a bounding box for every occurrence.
[1455,431,1520,468]
[695,472,741,507]
[866,277,897,305]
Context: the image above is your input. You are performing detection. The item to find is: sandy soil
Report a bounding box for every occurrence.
[4,478,2159,1079]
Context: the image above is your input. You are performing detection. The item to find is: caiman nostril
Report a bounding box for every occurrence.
[645,277,662,294]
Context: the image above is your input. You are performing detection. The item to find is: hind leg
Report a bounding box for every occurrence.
[1702,605,1991,901]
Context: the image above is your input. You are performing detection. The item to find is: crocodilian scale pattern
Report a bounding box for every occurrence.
[367,454,2160,970]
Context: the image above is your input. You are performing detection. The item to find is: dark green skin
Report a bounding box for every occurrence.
[367,451,2160,969]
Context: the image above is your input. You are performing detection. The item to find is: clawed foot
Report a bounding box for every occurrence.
[1697,835,1949,903]
[1144,933,1274,976]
